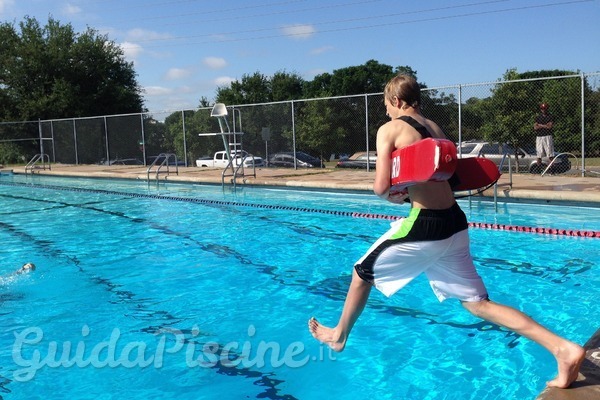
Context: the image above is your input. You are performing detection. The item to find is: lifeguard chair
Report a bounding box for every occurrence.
[198,103,257,187]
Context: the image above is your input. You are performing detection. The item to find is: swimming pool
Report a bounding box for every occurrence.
[0,174,598,399]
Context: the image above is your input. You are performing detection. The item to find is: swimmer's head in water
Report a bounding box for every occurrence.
[19,263,36,273]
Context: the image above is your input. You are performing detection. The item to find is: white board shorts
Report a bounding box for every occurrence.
[536,135,555,158]
[354,204,488,302]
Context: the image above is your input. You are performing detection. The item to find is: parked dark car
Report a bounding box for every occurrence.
[147,155,186,166]
[268,152,323,168]
[335,152,376,169]
[98,158,144,166]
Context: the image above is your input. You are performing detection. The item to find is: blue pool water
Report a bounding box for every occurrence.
[0,174,598,400]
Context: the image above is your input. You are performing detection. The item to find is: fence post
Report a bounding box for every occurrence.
[291,100,296,156]
[365,94,371,172]
[140,113,147,166]
[72,119,78,165]
[458,84,463,146]
[38,119,43,156]
[51,121,56,163]
[581,73,585,177]
[182,110,188,167]
[104,116,110,165]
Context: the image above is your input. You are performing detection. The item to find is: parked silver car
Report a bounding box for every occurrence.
[457,141,571,174]
[335,151,377,169]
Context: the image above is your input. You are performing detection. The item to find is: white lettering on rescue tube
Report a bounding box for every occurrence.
[391,154,400,179]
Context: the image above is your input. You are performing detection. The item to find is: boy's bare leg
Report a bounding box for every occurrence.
[308,268,372,352]
[462,299,585,388]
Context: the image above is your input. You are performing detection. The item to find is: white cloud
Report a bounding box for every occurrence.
[305,68,327,79]
[165,67,192,81]
[126,28,172,42]
[178,85,195,94]
[280,24,316,40]
[311,46,334,55]
[214,76,235,87]
[0,0,15,13]
[142,85,205,113]
[144,86,174,96]
[203,57,227,70]
[120,42,144,62]
[62,3,81,15]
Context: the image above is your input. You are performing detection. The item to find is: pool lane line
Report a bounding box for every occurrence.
[2,181,599,239]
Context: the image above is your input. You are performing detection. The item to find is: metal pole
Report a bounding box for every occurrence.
[581,73,585,177]
[140,113,147,166]
[458,85,462,146]
[51,120,56,163]
[494,184,498,213]
[38,119,44,155]
[104,116,110,165]
[73,119,78,165]
[508,154,513,188]
[291,100,296,157]
[365,94,371,172]
[181,110,188,167]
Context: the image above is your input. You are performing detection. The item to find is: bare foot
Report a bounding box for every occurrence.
[546,342,586,388]
[308,317,347,352]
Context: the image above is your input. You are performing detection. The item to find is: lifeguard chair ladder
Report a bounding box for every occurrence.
[198,103,256,188]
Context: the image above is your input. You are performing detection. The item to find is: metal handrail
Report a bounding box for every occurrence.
[146,153,179,181]
[541,153,578,177]
[25,154,51,174]
[220,150,257,188]
[465,150,507,212]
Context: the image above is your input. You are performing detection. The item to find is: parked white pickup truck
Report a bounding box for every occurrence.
[195,150,265,168]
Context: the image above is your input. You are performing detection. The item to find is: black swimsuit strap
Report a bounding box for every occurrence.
[397,115,432,138]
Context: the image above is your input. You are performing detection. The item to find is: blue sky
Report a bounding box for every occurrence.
[1,0,598,113]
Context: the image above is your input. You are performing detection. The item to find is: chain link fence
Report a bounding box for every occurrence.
[1,73,598,176]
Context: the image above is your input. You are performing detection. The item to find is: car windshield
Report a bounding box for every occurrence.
[458,144,478,153]
[296,153,313,162]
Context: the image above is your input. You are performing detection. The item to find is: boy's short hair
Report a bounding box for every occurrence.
[384,74,421,108]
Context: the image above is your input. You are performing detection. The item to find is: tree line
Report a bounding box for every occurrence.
[0,16,144,163]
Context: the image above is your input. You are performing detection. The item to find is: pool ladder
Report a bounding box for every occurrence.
[465,152,508,212]
[25,154,51,174]
[146,153,179,182]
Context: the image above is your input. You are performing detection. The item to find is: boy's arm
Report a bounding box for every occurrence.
[373,124,408,204]
[373,125,392,200]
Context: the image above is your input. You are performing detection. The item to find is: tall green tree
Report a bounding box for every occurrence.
[0,16,144,121]
[304,60,417,98]
[215,70,304,105]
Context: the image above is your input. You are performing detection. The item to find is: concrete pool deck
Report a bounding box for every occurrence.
[537,328,600,400]
[2,163,600,398]
[4,163,600,205]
